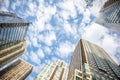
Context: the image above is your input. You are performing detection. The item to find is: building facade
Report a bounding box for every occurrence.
[68,39,120,80]
[0,12,32,80]
[0,11,30,68]
[35,60,68,80]
[0,11,30,50]
[0,39,26,68]
[96,0,120,32]
[0,59,33,80]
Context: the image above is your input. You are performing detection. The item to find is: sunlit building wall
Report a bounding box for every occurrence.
[0,59,33,80]
[35,60,68,80]
[68,39,120,80]
[0,39,26,68]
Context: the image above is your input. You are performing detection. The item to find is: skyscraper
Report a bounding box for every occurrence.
[68,39,120,80]
[0,11,32,80]
[0,59,33,80]
[0,11,30,68]
[96,0,120,32]
[35,60,68,80]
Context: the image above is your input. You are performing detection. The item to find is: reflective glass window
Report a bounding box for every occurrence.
[3,27,6,40]
[18,26,22,40]
[16,26,20,40]
[12,27,15,41]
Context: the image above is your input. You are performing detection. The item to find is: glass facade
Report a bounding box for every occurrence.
[68,39,120,80]
[0,25,28,51]
[96,0,120,32]
[0,12,30,69]
[0,26,28,41]
[0,12,30,50]
[101,1,120,23]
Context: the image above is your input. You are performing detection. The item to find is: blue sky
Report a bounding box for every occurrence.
[0,0,120,80]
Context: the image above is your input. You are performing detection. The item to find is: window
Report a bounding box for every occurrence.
[76,76,82,80]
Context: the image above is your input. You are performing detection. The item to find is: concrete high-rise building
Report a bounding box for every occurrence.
[0,11,30,68]
[96,0,120,32]
[35,60,68,80]
[0,59,33,80]
[68,39,120,80]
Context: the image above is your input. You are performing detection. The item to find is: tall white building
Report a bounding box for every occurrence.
[35,60,68,80]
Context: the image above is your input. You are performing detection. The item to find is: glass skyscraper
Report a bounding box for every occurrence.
[35,60,68,80]
[68,39,120,80]
[0,11,30,50]
[0,12,32,80]
[96,0,120,32]
[0,11,30,68]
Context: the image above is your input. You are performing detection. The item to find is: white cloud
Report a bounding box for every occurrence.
[37,48,45,59]
[63,22,73,34]
[25,3,57,49]
[82,9,91,24]
[82,23,108,43]
[57,0,77,19]
[38,31,56,46]
[29,51,41,64]
[33,63,45,74]
[11,0,21,10]
[75,0,86,13]
[56,41,75,58]
[44,46,51,55]
[27,32,40,48]
[45,23,54,31]
[0,0,9,11]
[36,4,56,23]
[88,0,108,17]
[63,21,78,38]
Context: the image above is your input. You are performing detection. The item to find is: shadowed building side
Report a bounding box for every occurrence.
[96,0,120,33]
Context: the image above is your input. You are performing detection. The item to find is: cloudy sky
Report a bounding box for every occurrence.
[0,0,120,80]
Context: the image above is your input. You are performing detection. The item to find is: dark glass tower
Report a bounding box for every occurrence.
[0,12,30,68]
[96,0,120,32]
[68,39,120,80]
[0,12,32,80]
[0,11,30,50]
